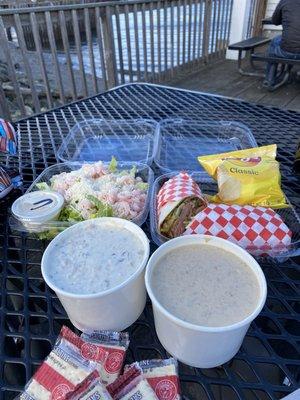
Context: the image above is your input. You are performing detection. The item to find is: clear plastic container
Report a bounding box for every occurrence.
[57,119,159,165]
[150,172,300,258]
[155,119,257,173]
[10,161,153,238]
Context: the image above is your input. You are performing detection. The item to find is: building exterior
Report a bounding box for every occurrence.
[265,0,282,35]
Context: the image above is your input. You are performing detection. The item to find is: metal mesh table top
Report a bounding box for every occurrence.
[1,83,300,400]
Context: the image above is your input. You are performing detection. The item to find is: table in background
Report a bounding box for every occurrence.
[262,18,273,25]
[1,83,300,400]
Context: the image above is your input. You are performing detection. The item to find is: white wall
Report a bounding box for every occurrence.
[226,0,282,60]
[226,0,252,59]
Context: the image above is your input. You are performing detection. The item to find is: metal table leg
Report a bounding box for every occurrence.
[237,49,265,78]
[266,64,293,91]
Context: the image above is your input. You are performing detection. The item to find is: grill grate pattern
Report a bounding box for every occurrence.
[1,83,300,400]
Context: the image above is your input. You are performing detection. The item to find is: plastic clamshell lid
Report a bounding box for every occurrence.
[12,191,64,222]
[155,119,257,173]
[57,119,159,165]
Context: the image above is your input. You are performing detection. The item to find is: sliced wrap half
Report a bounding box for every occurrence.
[157,172,207,238]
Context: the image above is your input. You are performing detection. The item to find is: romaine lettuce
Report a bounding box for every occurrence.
[136,182,148,191]
[86,195,114,217]
[59,206,84,222]
[36,182,51,191]
[108,156,118,172]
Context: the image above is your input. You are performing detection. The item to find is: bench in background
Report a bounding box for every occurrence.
[228,36,271,76]
[251,53,300,90]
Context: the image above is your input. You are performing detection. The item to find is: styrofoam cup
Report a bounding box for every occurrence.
[42,217,150,331]
[145,235,267,368]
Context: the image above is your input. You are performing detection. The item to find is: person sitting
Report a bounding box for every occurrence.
[264,0,300,88]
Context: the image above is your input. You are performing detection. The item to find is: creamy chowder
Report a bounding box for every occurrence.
[46,221,145,295]
[151,244,260,327]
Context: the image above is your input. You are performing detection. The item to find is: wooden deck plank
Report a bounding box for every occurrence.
[286,93,300,112]
[168,59,300,112]
[234,79,269,104]
[221,76,260,98]
[259,81,300,109]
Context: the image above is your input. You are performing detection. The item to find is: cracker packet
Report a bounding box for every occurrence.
[57,326,129,386]
[66,370,112,400]
[107,363,159,400]
[126,358,181,400]
[20,336,96,400]
[198,144,288,208]
[81,330,130,385]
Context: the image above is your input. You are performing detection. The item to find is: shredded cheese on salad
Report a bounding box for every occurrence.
[37,159,148,222]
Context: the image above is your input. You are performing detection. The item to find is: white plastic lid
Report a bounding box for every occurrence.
[12,191,64,222]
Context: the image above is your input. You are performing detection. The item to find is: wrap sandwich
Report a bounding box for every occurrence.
[157,172,207,238]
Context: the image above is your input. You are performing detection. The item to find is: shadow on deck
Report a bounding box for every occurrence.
[167,59,300,112]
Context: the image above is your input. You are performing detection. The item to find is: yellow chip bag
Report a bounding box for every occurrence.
[198,144,288,208]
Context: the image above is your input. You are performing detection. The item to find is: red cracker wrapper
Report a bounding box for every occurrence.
[57,326,129,386]
[81,330,130,385]
[157,172,207,237]
[184,204,292,256]
[66,370,112,400]
[107,363,158,400]
[126,359,180,400]
[59,326,109,365]
[20,336,96,400]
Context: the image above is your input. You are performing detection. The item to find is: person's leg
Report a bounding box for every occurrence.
[274,41,300,60]
[265,36,282,86]
[272,39,300,85]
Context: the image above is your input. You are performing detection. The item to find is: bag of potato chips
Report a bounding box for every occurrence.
[198,144,288,208]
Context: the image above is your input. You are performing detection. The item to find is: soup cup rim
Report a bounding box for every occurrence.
[145,234,267,333]
[41,217,150,299]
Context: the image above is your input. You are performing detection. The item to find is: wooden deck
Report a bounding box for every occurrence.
[168,59,300,112]
[0,0,233,121]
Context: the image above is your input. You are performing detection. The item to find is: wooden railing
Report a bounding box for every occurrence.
[246,0,268,38]
[0,0,101,8]
[0,0,233,120]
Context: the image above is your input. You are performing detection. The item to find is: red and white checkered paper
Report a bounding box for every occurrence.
[184,204,292,256]
[157,172,206,217]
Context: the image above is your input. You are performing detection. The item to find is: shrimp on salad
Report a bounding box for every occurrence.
[37,158,148,222]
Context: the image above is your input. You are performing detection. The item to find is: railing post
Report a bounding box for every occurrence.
[0,16,26,117]
[100,6,118,89]
[252,0,267,36]
[203,0,212,63]
[0,82,11,120]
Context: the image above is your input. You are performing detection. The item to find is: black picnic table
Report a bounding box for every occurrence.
[1,83,300,400]
[262,18,273,25]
